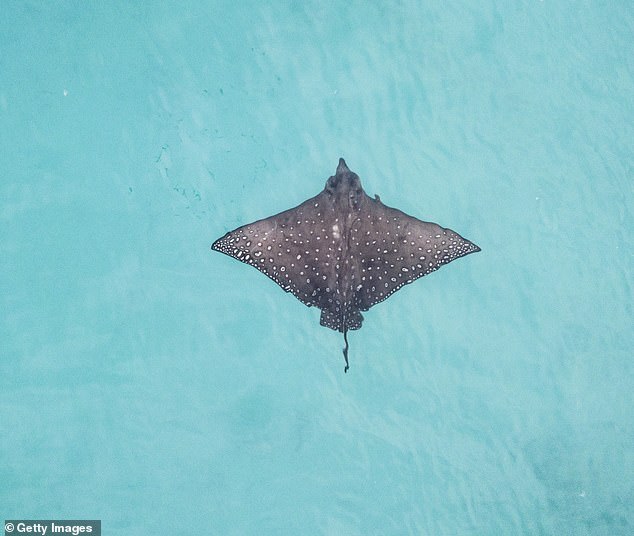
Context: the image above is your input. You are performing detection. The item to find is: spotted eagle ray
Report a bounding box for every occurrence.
[212,158,480,372]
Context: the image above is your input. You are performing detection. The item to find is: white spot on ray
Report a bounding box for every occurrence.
[332,223,341,240]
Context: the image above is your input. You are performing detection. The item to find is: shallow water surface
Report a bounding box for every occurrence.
[1,2,633,534]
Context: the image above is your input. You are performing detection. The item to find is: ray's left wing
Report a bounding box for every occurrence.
[212,191,342,310]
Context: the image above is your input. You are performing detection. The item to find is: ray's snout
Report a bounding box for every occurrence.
[337,158,350,174]
[327,158,361,194]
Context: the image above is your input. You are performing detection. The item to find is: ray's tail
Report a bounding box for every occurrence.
[342,327,350,373]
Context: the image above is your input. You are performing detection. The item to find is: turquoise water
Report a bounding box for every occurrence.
[1,1,632,534]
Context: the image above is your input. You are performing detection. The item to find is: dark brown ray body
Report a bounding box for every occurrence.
[212,158,480,372]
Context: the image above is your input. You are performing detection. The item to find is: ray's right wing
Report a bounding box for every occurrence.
[350,196,480,311]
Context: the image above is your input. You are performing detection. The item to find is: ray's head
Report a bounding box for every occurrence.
[325,158,364,209]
